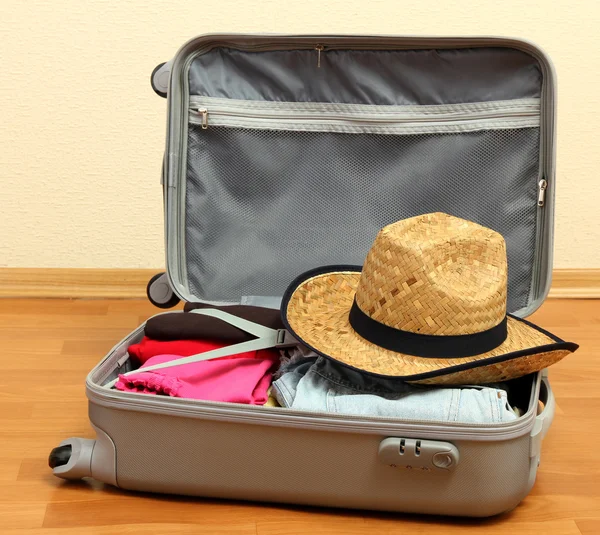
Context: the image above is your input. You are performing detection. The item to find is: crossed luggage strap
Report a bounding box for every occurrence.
[104,309,298,389]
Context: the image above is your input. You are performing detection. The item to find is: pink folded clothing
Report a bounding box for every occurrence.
[115,350,279,405]
[128,337,261,365]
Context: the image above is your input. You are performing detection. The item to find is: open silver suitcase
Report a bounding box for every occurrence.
[50,34,559,517]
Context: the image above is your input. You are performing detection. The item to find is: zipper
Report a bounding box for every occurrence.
[86,380,535,441]
[188,97,540,133]
[197,108,208,129]
[92,324,146,385]
[88,312,175,386]
[537,178,548,207]
[315,44,325,67]
[527,176,549,309]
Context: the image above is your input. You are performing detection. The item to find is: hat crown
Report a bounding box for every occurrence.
[355,212,507,336]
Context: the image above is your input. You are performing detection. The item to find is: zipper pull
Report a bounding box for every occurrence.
[537,178,548,207]
[315,44,324,68]
[197,108,208,129]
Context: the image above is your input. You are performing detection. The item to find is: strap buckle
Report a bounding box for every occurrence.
[276,329,298,348]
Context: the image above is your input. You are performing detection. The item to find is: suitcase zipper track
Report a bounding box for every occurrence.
[87,383,535,442]
[188,97,540,133]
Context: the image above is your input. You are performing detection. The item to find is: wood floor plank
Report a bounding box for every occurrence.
[507,495,600,522]
[0,481,102,503]
[576,519,600,534]
[362,519,581,535]
[0,503,47,529]
[0,459,23,481]
[0,298,111,315]
[60,339,130,357]
[531,471,600,496]
[257,516,582,535]
[43,498,265,528]
[0,298,597,533]
[3,525,255,535]
[0,402,34,420]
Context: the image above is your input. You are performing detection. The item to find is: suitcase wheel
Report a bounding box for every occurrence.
[48,445,72,468]
[49,438,96,480]
[151,62,168,98]
[147,272,181,308]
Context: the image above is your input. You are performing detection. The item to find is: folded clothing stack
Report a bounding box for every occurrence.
[271,356,521,424]
[115,304,283,406]
[115,304,524,421]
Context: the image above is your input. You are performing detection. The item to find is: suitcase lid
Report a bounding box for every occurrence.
[157,34,556,317]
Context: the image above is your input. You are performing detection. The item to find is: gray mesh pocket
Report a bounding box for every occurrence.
[185,126,540,312]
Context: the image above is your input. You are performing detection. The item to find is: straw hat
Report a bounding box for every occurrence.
[282,213,577,385]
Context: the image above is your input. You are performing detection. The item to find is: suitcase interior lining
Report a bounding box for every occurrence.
[189,46,542,106]
[184,124,540,311]
[180,45,544,313]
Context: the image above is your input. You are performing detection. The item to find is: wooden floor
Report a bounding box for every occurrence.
[0,298,598,534]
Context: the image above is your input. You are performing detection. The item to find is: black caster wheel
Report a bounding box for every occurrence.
[147,272,180,309]
[151,62,168,98]
[48,445,72,469]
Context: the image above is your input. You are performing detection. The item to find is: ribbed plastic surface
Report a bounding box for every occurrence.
[90,403,534,517]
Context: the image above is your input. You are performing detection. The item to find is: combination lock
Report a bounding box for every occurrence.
[378,437,459,472]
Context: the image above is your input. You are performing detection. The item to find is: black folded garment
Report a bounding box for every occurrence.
[145,304,284,343]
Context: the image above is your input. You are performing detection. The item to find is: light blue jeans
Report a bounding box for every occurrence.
[272,358,519,423]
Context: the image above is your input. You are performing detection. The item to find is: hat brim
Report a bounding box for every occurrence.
[282,266,578,385]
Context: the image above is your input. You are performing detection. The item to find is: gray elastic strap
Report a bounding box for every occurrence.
[104,309,294,389]
[189,308,279,338]
[189,309,297,346]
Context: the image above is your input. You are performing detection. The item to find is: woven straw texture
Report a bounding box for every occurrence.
[355,213,507,335]
[284,213,574,382]
[410,349,572,385]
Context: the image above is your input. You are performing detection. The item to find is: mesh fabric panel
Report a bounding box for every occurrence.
[185,126,540,312]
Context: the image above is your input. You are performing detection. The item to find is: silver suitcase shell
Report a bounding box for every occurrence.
[54,34,559,517]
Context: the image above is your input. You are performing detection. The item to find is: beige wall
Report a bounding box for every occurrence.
[1,0,599,269]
